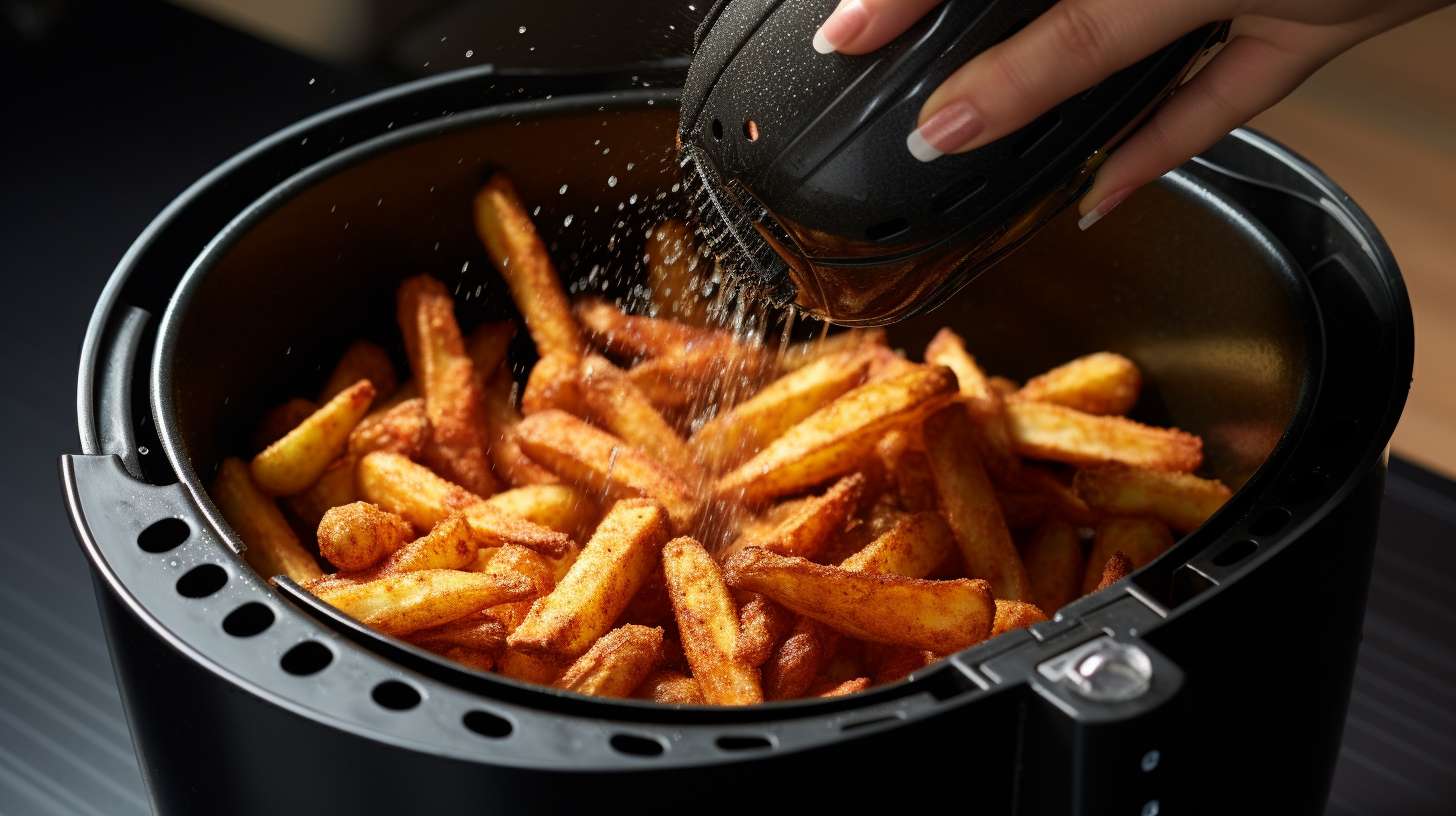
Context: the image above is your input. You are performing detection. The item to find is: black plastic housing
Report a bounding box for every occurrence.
[64,66,1410,814]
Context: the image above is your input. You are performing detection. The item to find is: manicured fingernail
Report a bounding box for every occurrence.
[1077,187,1133,231]
[906,101,984,162]
[813,0,868,54]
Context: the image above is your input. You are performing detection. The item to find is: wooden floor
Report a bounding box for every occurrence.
[1249,7,1456,476]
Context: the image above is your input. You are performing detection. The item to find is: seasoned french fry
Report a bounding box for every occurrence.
[724,547,995,653]
[867,645,937,685]
[481,368,560,486]
[411,611,510,654]
[1093,551,1134,592]
[1021,520,1083,614]
[317,501,414,572]
[380,515,476,573]
[356,451,572,556]
[480,543,557,631]
[1074,465,1231,532]
[734,592,794,668]
[284,455,358,531]
[839,512,956,578]
[1082,517,1174,594]
[314,568,533,637]
[663,537,763,705]
[466,321,516,381]
[925,328,1021,479]
[763,617,836,700]
[880,436,938,513]
[347,397,429,458]
[1004,466,1095,524]
[647,219,713,326]
[515,411,700,533]
[691,348,874,473]
[923,405,1031,601]
[580,354,700,478]
[251,380,375,495]
[724,473,863,561]
[509,498,669,657]
[634,669,704,704]
[483,484,597,539]
[989,377,1019,397]
[991,600,1050,637]
[574,296,721,359]
[252,397,318,452]
[397,275,497,496]
[1005,399,1202,472]
[716,366,957,506]
[474,174,582,357]
[436,646,496,672]
[556,624,664,698]
[321,340,397,403]
[779,328,886,372]
[814,677,871,698]
[1019,352,1141,416]
[496,648,567,685]
[626,338,774,414]
[865,347,922,383]
[212,458,323,582]
[522,351,586,417]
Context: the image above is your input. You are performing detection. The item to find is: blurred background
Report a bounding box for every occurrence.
[2,1,1453,814]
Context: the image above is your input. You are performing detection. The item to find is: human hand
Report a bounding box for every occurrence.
[811,0,1453,228]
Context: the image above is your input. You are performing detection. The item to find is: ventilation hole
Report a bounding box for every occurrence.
[372,680,422,711]
[865,217,910,242]
[463,710,514,739]
[841,714,901,732]
[138,517,189,553]
[175,564,227,598]
[932,175,988,214]
[1212,539,1258,568]
[710,118,724,140]
[222,602,275,637]
[742,119,760,141]
[1249,506,1292,537]
[1013,111,1063,158]
[610,733,666,757]
[280,641,333,676]
[716,735,774,752]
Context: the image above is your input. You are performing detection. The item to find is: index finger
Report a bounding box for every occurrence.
[813,0,946,55]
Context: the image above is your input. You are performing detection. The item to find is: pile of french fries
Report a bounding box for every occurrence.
[211,172,1232,704]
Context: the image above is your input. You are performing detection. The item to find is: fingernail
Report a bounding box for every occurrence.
[813,0,868,54]
[906,101,984,162]
[1077,187,1133,231]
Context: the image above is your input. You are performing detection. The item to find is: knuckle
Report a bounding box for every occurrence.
[1046,2,1114,69]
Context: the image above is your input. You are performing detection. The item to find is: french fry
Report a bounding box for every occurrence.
[320,340,397,403]
[867,645,937,685]
[380,515,476,573]
[574,296,720,359]
[313,568,533,637]
[763,617,836,700]
[436,647,496,672]
[284,454,358,531]
[515,411,700,533]
[734,592,794,668]
[483,484,597,539]
[880,435,938,513]
[251,380,375,495]
[412,611,510,654]
[814,677,871,698]
[496,648,567,685]
[663,537,763,705]
[466,321,516,380]
[989,377,1019,397]
[480,543,557,631]
[556,624,664,698]
[522,351,586,417]
[723,473,863,561]
[481,368,560,486]
[1073,465,1231,533]
[509,498,669,657]
[634,670,704,704]
[1082,517,1174,593]
[347,397,429,458]
[780,328,887,373]
[1093,551,1134,592]
[474,174,582,357]
[316,501,414,572]
[839,512,956,578]
[724,547,995,653]
[397,275,497,496]
[212,458,323,582]
[251,397,318,452]
[580,354,700,479]
[1021,520,1083,614]
[691,348,874,473]
[1004,466,1095,524]
[923,405,1031,601]
[1019,352,1141,416]
[647,219,713,326]
[716,366,957,506]
[1005,399,1203,472]
[991,600,1050,637]
[626,338,774,415]
[356,451,572,556]
[925,328,1021,479]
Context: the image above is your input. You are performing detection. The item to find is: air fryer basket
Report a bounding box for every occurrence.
[65,67,1411,815]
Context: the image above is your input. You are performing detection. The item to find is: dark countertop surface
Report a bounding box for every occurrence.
[2,2,1453,814]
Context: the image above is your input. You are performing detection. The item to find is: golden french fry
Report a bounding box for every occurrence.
[867,645,937,685]
[251,380,375,496]
[347,397,429,458]
[991,600,1050,637]
[1021,520,1084,614]
[647,219,713,326]
[691,348,874,473]
[925,328,1000,418]
[497,648,568,685]
[556,624,664,698]
[484,484,597,539]
[522,351,586,417]
[814,677,870,698]
[411,611,510,654]
[839,511,956,578]
[397,275,497,496]
[474,174,582,357]
[252,397,318,453]
[285,455,359,531]
[321,340,397,403]
[480,543,557,631]
[881,437,938,513]
[1093,551,1134,592]
[574,296,721,359]
[635,669,704,704]
[1005,399,1203,472]
[1074,465,1231,533]
[989,377,1019,397]
[212,458,323,582]
[734,592,794,668]
[481,368,560,486]
[626,338,774,415]
[763,617,836,700]
[313,568,533,637]
[380,515,476,573]
[716,366,957,506]
[509,498,670,657]
[864,347,922,383]
[515,410,700,533]
[1082,517,1174,594]
[580,354,700,479]
[1019,352,1141,416]
[356,451,572,556]
[663,537,763,705]
[435,646,496,672]
[923,405,1031,601]
[724,547,995,653]
[723,473,863,561]
[780,329,887,372]
[316,501,414,572]
[466,321,516,381]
